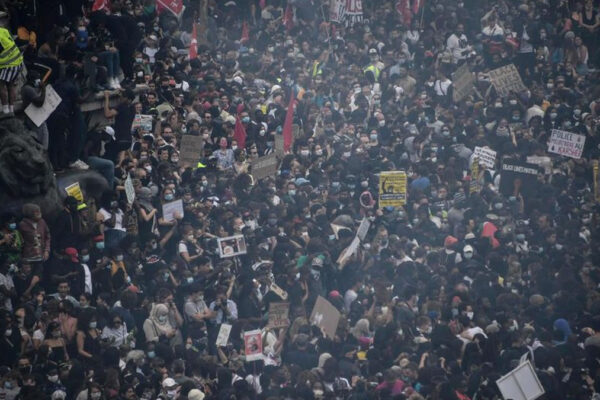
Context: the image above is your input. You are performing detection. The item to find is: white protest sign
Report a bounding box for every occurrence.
[526,156,552,175]
[548,129,586,159]
[217,235,247,258]
[337,236,360,268]
[124,175,135,205]
[215,323,232,347]
[496,361,545,400]
[131,114,153,132]
[356,218,371,242]
[162,199,184,222]
[24,84,62,127]
[474,146,497,169]
[243,329,264,361]
[452,63,475,102]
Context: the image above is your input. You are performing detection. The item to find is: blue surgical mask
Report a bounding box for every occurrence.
[8,223,16,230]
[242,116,250,123]
[96,242,105,250]
[81,255,90,263]
[147,351,156,359]
[164,194,174,201]
[187,277,194,284]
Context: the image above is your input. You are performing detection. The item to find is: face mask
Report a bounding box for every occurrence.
[300,149,310,157]
[494,203,503,210]
[4,382,12,390]
[516,233,525,241]
[81,255,90,263]
[171,157,179,163]
[96,242,105,250]
[89,321,97,329]
[378,120,386,127]
[144,165,152,173]
[115,255,124,262]
[167,390,177,399]
[266,141,273,148]
[442,130,450,137]
[47,375,59,383]
[288,189,296,196]
[158,315,168,323]
[259,129,266,137]
[509,100,517,105]
[187,235,195,242]
[466,311,474,320]
[329,234,335,241]
[550,113,557,120]
[164,194,174,201]
[152,242,158,250]
[555,243,563,251]
[315,149,323,156]
[8,223,16,230]
[91,393,101,400]
[186,277,194,284]
[268,218,277,226]
[512,115,520,121]
[232,145,238,151]
[343,151,351,158]
[547,83,554,89]
[370,134,378,141]
[203,133,210,139]
[574,109,581,116]
[464,252,473,259]
[242,117,250,123]
[147,351,156,359]
[163,273,170,282]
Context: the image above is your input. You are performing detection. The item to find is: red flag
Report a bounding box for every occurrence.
[283,4,294,31]
[156,0,183,16]
[412,0,423,14]
[282,92,295,152]
[396,0,412,25]
[92,0,111,12]
[189,23,198,60]
[241,21,249,43]
[234,116,247,150]
[259,0,266,9]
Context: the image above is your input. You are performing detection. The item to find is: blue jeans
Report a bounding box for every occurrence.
[98,51,121,78]
[87,156,115,187]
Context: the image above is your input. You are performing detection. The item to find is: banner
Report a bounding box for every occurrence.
[217,234,247,258]
[24,84,62,127]
[594,160,600,202]
[215,323,232,347]
[268,302,290,328]
[345,0,364,26]
[156,0,183,16]
[452,64,475,102]
[65,182,84,203]
[243,330,263,361]
[379,171,407,207]
[330,0,346,23]
[499,159,539,197]
[496,361,545,400]
[131,114,153,133]
[124,175,135,205]
[179,135,204,167]
[474,146,497,169]
[251,153,279,181]
[547,129,585,159]
[162,199,184,222]
[526,156,552,175]
[310,296,341,338]
[337,236,360,268]
[488,64,526,97]
[470,157,480,194]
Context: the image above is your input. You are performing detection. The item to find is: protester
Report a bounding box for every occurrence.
[1,0,600,399]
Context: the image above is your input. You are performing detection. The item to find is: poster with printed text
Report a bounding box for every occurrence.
[379,171,407,207]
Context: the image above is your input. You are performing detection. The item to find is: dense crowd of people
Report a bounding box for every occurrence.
[1,0,600,399]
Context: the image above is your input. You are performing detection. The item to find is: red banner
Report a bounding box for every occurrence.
[156,0,183,16]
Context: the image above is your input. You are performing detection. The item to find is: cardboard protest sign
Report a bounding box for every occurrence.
[131,114,153,132]
[310,296,341,339]
[499,159,539,197]
[356,218,371,241]
[179,135,204,167]
[526,156,552,175]
[470,157,480,194]
[275,134,285,157]
[268,302,290,328]
[292,123,303,140]
[251,153,279,181]
[25,84,62,127]
[452,64,475,102]
[330,0,347,23]
[594,160,600,203]
[215,323,232,347]
[162,199,184,222]
[488,64,526,96]
[474,146,497,169]
[124,175,135,205]
[65,182,84,203]
[496,361,545,400]
[243,329,263,361]
[547,129,586,159]
[269,283,288,301]
[217,234,247,258]
[379,171,407,207]
[337,236,360,268]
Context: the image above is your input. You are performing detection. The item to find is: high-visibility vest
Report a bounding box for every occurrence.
[364,64,380,81]
[0,28,23,69]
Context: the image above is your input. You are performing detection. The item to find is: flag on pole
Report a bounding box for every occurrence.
[92,0,111,12]
[283,4,294,31]
[396,0,412,25]
[282,93,295,152]
[259,0,266,9]
[412,0,423,14]
[241,21,249,43]
[189,23,198,60]
[234,116,247,150]
[156,0,183,17]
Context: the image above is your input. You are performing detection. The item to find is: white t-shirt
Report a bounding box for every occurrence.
[99,208,126,232]
[0,273,14,311]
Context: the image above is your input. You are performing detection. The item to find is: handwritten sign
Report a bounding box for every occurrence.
[356,218,371,242]
[474,146,497,169]
[310,296,341,339]
[268,302,290,329]
[488,64,526,97]
[496,361,545,400]
[124,175,135,204]
[379,171,407,207]
[548,129,585,159]
[251,153,279,180]
[162,199,183,222]
[215,323,232,347]
[25,84,62,127]
[243,329,263,361]
[179,135,204,167]
[452,64,475,102]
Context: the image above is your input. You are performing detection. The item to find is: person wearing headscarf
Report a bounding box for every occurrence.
[142,303,177,345]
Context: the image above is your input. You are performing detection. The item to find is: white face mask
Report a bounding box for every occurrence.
[466,311,474,320]
[47,375,59,383]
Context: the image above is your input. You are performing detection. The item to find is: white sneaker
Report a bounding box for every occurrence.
[69,159,90,170]
[113,77,122,89]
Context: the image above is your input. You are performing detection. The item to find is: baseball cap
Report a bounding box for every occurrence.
[162,378,177,389]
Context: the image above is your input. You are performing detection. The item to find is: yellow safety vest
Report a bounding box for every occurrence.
[364,64,380,82]
[0,28,23,69]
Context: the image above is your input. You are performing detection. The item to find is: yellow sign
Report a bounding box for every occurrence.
[65,182,84,203]
[470,157,480,194]
[594,160,599,202]
[379,171,407,207]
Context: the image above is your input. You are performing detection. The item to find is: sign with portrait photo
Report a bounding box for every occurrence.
[217,235,247,258]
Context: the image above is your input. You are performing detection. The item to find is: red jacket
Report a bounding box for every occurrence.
[18,217,51,262]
